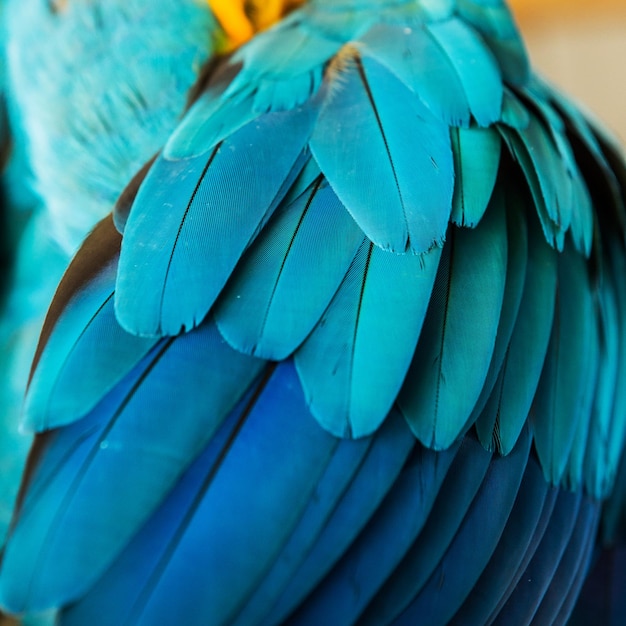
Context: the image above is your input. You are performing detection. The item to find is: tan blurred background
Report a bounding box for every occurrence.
[509,0,626,141]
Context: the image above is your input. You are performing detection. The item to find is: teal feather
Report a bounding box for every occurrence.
[450,125,501,227]
[116,107,315,336]
[472,183,528,437]
[499,121,566,251]
[358,22,472,127]
[214,177,363,359]
[584,271,623,498]
[474,212,557,455]
[500,88,530,129]
[224,21,340,114]
[162,89,259,161]
[426,18,503,127]
[455,0,530,86]
[23,217,157,431]
[309,54,453,254]
[295,240,441,437]
[532,243,596,486]
[399,203,507,449]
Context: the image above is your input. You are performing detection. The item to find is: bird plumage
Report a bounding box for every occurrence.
[0,0,625,623]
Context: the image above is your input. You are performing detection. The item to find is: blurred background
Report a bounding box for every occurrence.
[509,0,626,141]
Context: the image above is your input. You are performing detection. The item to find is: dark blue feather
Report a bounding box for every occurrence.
[391,426,531,625]
[532,499,599,625]
[491,489,582,625]
[282,441,460,626]
[357,435,493,625]
[448,452,552,624]
[264,410,416,624]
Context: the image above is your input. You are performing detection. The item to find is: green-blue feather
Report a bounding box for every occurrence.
[116,107,315,336]
[532,243,596,486]
[310,54,453,254]
[214,177,363,359]
[450,125,501,226]
[295,239,441,437]
[398,203,507,449]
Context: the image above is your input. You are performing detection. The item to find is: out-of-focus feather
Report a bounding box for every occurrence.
[23,217,157,431]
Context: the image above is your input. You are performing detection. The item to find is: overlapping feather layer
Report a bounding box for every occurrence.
[2,0,626,618]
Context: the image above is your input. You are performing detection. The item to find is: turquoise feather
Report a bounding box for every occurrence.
[398,203,507,449]
[116,106,315,336]
[295,239,441,437]
[358,22,472,127]
[450,126,501,226]
[23,218,157,431]
[214,177,363,359]
[532,243,596,486]
[472,183,528,437]
[455,0,529,86]
[310,54,454,254]
[427,18,503,127]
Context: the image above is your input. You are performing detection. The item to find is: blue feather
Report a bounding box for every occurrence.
[492,489,582,625]
[23,217,157,431]
[116,107,315,336]
[358,435,493,625]
[532,500,599,625]
[264,409,416,624]
[283,440,459,626]
[214,177,363,359]
[295,239,441,437]
[393,426,531,625]
[0,322,265,612]
[448,452,552,624]
[399,203,507,449]
[310,54,454,254]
